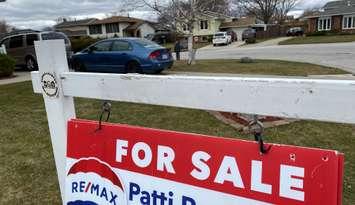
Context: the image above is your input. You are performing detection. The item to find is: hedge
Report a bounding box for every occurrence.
[0,54,15,78]
[70,37,100,53]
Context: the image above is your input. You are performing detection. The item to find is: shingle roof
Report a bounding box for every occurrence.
[220,17,257,28]
[89,16,143,25]
[55,18,96,28]
[306,0,355,18]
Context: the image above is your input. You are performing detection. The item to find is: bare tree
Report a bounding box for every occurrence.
[235,0,280,24]
[126,0,230,65]
[0,20,10,35]
[275,0,300,23]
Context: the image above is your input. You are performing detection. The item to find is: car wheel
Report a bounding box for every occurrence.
[126,61,141,74]
[25,57,37,71]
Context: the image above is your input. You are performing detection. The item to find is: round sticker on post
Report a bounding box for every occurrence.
[41,73,59,97]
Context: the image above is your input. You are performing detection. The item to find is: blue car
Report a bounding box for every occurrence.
[71,38,174,74]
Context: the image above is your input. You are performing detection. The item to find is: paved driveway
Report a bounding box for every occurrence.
[0,71,31,85]
[181,42,355,73]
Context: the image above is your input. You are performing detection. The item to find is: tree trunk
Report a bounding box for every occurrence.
[187,35,196,65]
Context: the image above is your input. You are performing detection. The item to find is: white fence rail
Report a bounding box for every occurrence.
[31,40,355,203]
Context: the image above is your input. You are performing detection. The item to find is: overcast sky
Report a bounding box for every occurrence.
[0,0,332,30]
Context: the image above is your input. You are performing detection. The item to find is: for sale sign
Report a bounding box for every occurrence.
[66,119,344,205]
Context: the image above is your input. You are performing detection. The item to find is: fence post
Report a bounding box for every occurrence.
[34,40,75,203]
[0,44,6,54]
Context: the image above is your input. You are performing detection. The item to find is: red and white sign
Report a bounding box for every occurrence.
[66,119,344,205]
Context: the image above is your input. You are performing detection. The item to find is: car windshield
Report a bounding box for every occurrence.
[41,32,69,44]
[134,39,161,48]
[214,33,225,37]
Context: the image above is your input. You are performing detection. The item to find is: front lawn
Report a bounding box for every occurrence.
[170,59,348,76]
[279,34,355,45]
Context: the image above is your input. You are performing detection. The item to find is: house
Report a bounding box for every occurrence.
[306,0,355,33]
[55,16,156,39]
[177,11,233,42]
[220,17,267,41]
[55,18,96,38]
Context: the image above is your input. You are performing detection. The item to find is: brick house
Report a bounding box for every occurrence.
[306,0,355,33]
[55,16,156,39]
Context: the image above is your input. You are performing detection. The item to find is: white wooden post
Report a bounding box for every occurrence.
[34,40,75,202]
[0,44,6,54]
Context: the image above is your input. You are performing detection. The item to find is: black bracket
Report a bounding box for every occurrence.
[96,101,112,131]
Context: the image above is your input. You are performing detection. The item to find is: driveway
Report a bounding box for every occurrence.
[188,42,355,74]
[0,71,31,85]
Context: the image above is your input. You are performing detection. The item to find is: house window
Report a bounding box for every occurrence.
[343,16,355,29]
[318,17,331,31]
[106,23,120,33]
[89,25,102,35]
[200,20,208,30]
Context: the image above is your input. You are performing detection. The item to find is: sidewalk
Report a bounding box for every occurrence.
[0,71,31,85]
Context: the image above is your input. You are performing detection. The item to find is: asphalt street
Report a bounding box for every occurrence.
[183,42,355,74]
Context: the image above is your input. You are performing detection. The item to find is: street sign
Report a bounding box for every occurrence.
[66,119,344,205]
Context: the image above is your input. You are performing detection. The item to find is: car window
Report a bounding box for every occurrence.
[133,39,159,48]
[214,33,225,37]
[111,41,132,51]
[41,32,69,44]
[26,34,39,46]
[92,41,112,52]
[9,35,24,48]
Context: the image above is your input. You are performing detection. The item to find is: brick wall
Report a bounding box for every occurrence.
[308,18,317,33]
[332,15,342,32]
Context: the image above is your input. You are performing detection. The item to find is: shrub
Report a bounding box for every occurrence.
[70,37,100,53]
[0,54,15,78]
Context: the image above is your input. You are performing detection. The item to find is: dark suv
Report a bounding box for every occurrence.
[286,27,304,36]
[0,30,72,70]
[242,28,257,43]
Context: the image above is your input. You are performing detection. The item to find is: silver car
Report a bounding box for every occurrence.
[0,30,72,71]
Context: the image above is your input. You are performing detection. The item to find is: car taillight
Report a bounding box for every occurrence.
[149,50,161,60]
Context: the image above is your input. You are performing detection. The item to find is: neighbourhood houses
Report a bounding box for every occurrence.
[220,17,267,41]
[55,16,156,39]
[177,11,233,42]
[307,0,355,33]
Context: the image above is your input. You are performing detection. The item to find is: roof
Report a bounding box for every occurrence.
[89,16,143,25]
[220,17,258,28]
[201,11,233,19]
[305,0,355,18]
[55,18,96,28]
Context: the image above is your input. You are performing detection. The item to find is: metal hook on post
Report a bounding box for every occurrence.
[248,115,271,154]
[96,101,112,131]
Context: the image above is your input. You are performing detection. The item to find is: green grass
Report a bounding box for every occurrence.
[0,81,354,204]
[279,34,355,45]
[170,59,348,76]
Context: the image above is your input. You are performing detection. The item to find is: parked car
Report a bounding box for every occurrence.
[71,38,174,74]
[226,30,237,42]
[213,32,232,46]
[286,27,304,36]
[145,32,176,45]
[0,30,72,71]
[242,28,257,43]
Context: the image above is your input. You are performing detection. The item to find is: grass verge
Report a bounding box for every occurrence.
[279,35,355,45]
[170,59,348,76]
